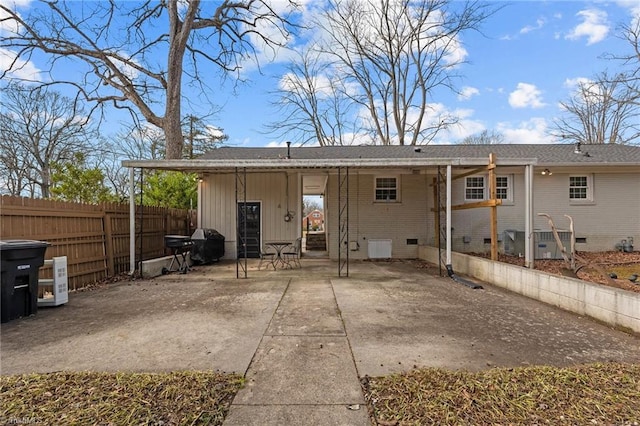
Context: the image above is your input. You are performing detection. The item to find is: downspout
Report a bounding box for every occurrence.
[444,163,483,290]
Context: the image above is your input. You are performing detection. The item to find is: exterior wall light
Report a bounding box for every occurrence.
[541,168,552,176]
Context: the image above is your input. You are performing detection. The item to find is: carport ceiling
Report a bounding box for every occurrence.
[302,175,328,196]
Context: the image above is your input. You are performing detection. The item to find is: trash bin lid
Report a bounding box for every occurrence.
[0,240,50,251]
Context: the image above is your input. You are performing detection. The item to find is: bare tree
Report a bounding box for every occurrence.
[268,49,364,146]
[552,72,640,145]
[604,19,640,103]
[1,1,296,159]
[303,197,322,216]
[303,0,492,145]
[0,83,94,198]
[459,129,504,145]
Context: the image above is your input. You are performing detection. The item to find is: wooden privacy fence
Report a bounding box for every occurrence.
[1,195,195,290]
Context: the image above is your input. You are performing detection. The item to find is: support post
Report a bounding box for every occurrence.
[338,167,349,277]
[446,164,452,266]
[129,168,136,275]
[524,164,534,269]
[489,153,498,261]
[236,167,247,279]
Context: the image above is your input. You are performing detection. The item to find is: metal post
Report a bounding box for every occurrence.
[446,164,452,266]
[129,168,136,275]
[236,167,247,278]
[338,167,349,277]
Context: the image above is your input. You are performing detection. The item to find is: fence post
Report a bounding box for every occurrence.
[103,204,115,276]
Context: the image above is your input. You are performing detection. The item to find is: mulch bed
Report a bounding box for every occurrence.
[364,363,640,425]
[0,371,243,425]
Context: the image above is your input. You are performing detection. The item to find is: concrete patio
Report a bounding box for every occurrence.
[2,258,639,425]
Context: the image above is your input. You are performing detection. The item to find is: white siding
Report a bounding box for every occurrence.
[449,171,640,253]
[326,172,430,260]
[200,172,300,259]
[200,167,638,260]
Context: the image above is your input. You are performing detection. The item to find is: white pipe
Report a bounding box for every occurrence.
[129,167,136,275]
[524,165,534,269]
[446,164,452,265]
[197,176,203,228]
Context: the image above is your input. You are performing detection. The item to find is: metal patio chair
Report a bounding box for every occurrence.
[258,245,277,270]
[282,237,302,268]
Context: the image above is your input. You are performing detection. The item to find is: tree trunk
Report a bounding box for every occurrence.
[165,40,184,160]
[165,0,194,160]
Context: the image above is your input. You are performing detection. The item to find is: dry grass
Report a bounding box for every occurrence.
[0,371,243,425]
[364,363,640,425]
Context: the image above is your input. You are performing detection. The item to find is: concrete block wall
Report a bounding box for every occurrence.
[419,246,640,334]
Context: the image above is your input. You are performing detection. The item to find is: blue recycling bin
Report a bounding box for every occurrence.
[1,240,49,323]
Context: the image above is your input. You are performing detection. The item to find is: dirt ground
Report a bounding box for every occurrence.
[471,251,640,294]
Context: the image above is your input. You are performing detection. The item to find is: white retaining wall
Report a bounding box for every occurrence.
[419,246,640,334]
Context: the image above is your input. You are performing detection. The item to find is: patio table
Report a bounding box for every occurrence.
[265,241,292,269]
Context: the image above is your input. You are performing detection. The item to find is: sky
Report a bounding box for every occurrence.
[215,0,639,147]
[1,0,639,149]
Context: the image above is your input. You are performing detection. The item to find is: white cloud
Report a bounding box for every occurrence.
[496,118,555,144]
[439,35,468,67]
[520,18,545,34]
[563,77,592,89]
[458,86,479,101]
[565,9,609,45]
[422,106,485,143]
[615,1,640,29]
[279,72,335,98]
[0,1,42,81]
[0,47,42,81]
[508,83,546,109]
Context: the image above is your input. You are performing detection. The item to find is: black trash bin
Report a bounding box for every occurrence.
[190,229,225,265]
[1,240,49,323]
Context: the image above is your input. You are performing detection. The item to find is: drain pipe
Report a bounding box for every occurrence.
[446,264,483,289]
[444,164,482,290]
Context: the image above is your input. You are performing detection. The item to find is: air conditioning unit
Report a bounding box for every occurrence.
[503,230,526,256]
[534,230,571,260]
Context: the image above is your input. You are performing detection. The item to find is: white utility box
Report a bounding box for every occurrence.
[38,256,69,307]
[368,239,392,259]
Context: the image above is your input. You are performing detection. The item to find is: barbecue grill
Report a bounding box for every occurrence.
[163,235,193,274]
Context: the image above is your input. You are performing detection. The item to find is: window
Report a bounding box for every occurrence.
[496,175,513,203]
[496,176,508,199]
[465,177,485,200]
[375,177,398,201]
[569,175,592,201]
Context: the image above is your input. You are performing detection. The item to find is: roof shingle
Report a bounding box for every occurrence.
[199,144,640,165]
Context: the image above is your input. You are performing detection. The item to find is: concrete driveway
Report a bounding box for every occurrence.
[2,258,639,424]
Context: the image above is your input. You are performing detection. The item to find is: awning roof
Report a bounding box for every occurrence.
[122,144,640,172]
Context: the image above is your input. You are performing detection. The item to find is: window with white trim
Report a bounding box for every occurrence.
[496,175,513,202]
[569,175,592,201]
[375,176,398,202]
[465,176,485,200]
